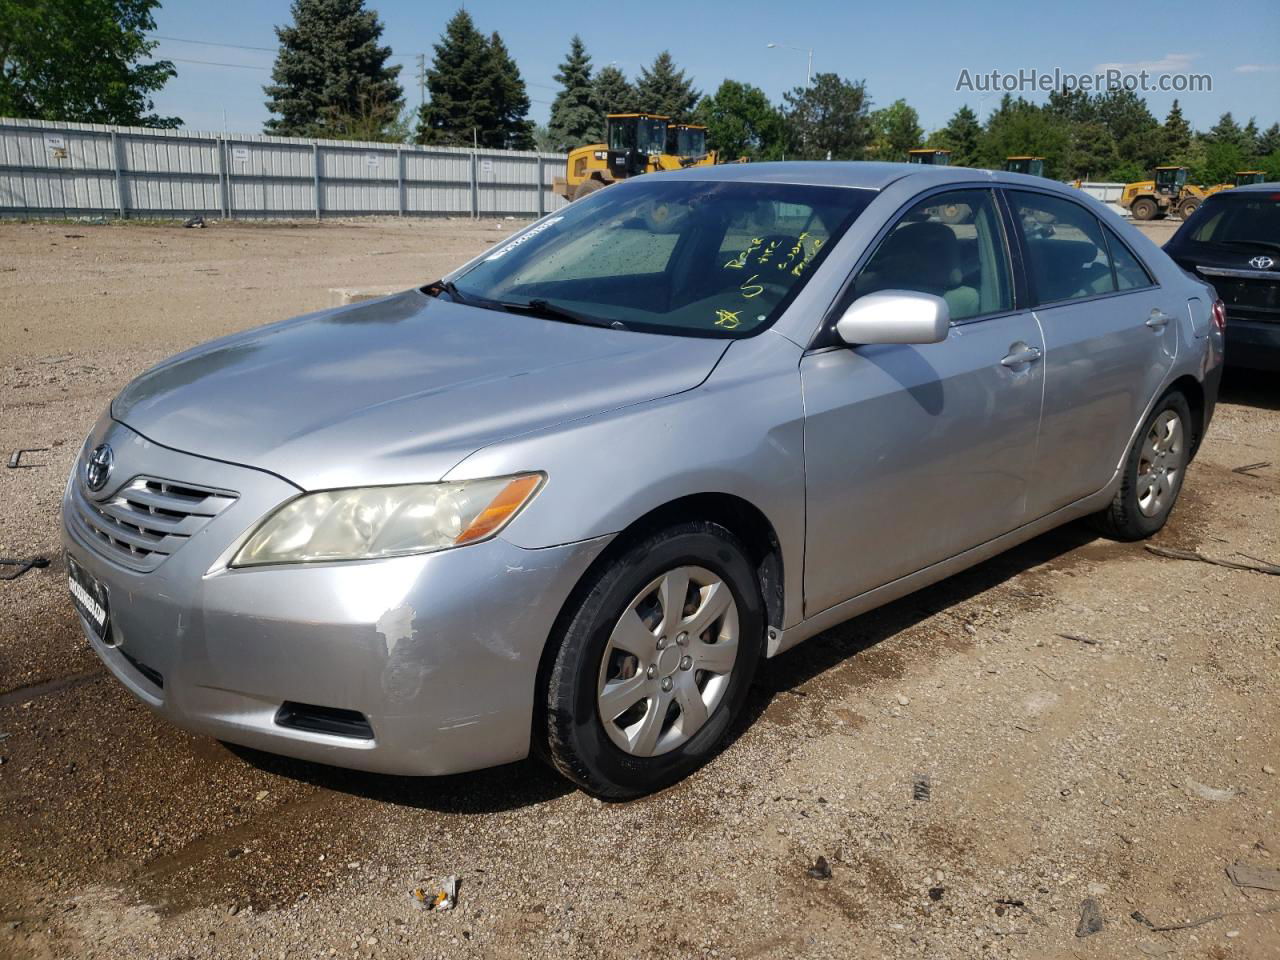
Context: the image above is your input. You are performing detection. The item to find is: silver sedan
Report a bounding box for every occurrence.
[63,162,1225,797]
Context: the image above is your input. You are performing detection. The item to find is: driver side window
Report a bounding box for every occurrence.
[852,189,1012,322]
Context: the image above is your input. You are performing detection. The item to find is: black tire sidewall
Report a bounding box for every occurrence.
[1115,391,1193,538]
[546,523,765,797]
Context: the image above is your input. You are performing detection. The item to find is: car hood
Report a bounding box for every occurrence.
[113,290,728,490]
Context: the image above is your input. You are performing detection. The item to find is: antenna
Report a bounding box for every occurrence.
[416,53,426,109]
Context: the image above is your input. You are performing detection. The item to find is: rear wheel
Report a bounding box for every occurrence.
[1130,197,1158,221]
[542,522,764,798]
[1094,391,1192,541]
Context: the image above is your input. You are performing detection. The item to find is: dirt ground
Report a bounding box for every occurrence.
[1,216,1277,960]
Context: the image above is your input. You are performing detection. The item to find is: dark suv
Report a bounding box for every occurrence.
[1165,183,1280,370]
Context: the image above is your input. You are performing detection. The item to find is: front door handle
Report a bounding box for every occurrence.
[1146,309,1173,329]
[1000,345,1043,367]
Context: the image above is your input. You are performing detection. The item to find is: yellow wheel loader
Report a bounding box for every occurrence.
[1119,166,1214,221]
[552,114,722,202]
[906,148,951,165]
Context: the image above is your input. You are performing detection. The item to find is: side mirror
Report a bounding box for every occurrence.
[835,290,951,346]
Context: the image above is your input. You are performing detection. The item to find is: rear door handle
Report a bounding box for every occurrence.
[1000,345,1042,367]
[1146,309,1173,328]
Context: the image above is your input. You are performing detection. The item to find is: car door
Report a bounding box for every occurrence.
[1007,189,1177,517]
[800,187,1045,616]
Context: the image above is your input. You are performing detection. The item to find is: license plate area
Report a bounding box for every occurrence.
[68,555,112,645]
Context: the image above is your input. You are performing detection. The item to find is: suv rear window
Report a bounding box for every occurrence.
[1179,192,1280,249]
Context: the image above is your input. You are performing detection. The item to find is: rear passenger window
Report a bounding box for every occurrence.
[853,189,1011,322]
[1011,191,1116,303]
[1105,228,1155,290]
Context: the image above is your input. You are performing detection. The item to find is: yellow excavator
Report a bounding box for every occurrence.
[552,113,721,201]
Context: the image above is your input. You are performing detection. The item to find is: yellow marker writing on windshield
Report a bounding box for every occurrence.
[724,237,764,270]
[715,308,742,329]
[740,275,764,298]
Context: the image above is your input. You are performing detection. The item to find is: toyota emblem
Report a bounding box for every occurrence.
[1249,255,1275,270]
[85,443,113,492]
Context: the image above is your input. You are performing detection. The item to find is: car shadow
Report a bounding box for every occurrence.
[1219,368,1280,411]
[225,741,576,812]
[229,520,1103,810]
[732,519,1103,737]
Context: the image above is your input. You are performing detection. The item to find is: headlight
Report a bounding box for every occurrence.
[231,474,543,567]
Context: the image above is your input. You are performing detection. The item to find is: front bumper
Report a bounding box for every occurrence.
[62,419,609,776]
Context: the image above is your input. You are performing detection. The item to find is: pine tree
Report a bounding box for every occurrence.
[415,9,495,145]
[634,51,699,123]
[935,106,982,167]
[594,65,635,119]
[486,32,533,150]
[264,0,402,138]
[1206,112,1246,150]
[781,73,872,161]
[1258,123,1280,157]
[1162,100,1193,157]
[1242,118,1261,157]
[547,35,597,151]
[868,98,922,161]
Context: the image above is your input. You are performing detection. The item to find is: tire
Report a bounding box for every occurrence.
[571,177,605,201]
[542,521,765,799]
[1094,391,1193,541]
[1130,197,1158,221]
[1178,198,1200,220]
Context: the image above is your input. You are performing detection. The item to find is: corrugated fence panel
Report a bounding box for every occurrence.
[0,117,568,220]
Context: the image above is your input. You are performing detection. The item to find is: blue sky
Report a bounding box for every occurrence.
[149,0,1280,137]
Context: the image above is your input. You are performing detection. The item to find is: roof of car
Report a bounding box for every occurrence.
[658,160,1061,192]
[1219,181,1280,193]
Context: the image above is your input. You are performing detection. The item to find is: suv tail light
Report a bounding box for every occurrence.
[1211,299,1227,332]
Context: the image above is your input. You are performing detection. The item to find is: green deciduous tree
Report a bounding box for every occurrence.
[547,35,597,151]
[415,9,495,145]
[781,73,872,161]
[868,98,922,161]
[932,105,982,167]
[0,0,178,126]
[693,80,785,161]
[634,51,699,123]
[264,0,402,139]
[980,96,1068,176]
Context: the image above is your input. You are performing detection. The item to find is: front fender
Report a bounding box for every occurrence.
[445,333,809,628]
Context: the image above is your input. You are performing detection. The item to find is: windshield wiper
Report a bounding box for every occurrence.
[497,298,623,330]
[427,278,469,303]
[1216,239,1280,255]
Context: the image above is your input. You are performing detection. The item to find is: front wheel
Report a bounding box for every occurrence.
[1094,391,1192,541]
[542,522,765,798]
[1178,198,1200,220]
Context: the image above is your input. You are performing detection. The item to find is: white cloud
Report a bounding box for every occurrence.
[1234,63,1280,73]
[1094,52,1200,73]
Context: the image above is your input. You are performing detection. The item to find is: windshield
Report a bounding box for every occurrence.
[638,119,666,154]
[675,128,707,158]
[1180,193,1280,248]
[451,179,872,338]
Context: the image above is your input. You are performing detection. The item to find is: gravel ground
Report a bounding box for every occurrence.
[1,217,1277,960]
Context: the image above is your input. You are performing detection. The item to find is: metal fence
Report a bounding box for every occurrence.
[0,117,569,220]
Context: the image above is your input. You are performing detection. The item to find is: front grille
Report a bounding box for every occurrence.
[71,475,237,572]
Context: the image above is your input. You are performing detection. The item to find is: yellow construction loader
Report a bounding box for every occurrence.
[1005,155,1045,177]
[1119,166,1216,220]
[552,113,721,201]
[907,148,951,165]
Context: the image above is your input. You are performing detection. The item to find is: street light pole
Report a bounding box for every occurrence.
[767,42,813,86]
